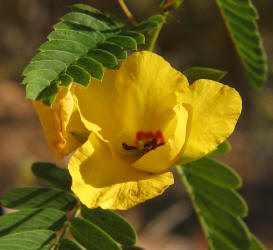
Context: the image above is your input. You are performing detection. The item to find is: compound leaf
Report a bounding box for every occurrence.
[22,3,157,106]
[215,0,267,88]
[177,156,265,249]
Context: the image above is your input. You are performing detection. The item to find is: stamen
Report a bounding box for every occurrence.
[122,142,138,150]
[144,138,157,148]
[123,130,166,154]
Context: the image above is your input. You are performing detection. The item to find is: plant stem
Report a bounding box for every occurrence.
[175,166,213,248]
[53,204,81,249]
[117,0,137,26]
[144,22,164,52]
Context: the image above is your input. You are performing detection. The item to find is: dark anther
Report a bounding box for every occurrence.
[122,142,138,150]
[144,138,157,148]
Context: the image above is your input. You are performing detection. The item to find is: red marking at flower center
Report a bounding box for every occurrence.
[136,130,165,146]
[122,130,166,154]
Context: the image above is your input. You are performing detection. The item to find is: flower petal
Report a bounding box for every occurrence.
[114,51,189,140]
[33,86,89,158]
[68,133,174,210]
[132,104,188,173]
[74,70,121,142]
[177,79,242,164]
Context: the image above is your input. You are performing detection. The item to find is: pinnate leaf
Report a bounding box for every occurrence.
[215,0,267,88]
[177,156,265,249]
[22,3,151,105]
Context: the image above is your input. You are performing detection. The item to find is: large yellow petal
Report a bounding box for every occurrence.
[33,85,89,158]
[132,104,188,173]
[68,133,174,210]
[74,70,121,143]
[114,51,189,140]
[177,79,242,164]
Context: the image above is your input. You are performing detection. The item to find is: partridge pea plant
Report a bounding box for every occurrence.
[0,1,267,249]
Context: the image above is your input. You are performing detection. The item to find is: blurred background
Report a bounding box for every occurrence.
[0,0,272,249]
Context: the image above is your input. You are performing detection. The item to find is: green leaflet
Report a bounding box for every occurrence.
[66,65,91,87]
[122,246,145,250]
[183,67,227,84]
[31,162,72,191]
[22,4,162,106]
[81,206,137,245]
[0,208,66,237]
[77,57,104,80]
[59,238,84,250]
[0,230,56,250]
[177,156,265,249]
[59,73,73,87]
[119,31,145,45]
[70,217,121,250]
[0,187,77,211]
[210,140,232,156]
[39,81,58,106]
[215,0,267,88]
[132,15,165,32]
[107,35,137,50]
[97,42,127,60]
[87,49,118,69]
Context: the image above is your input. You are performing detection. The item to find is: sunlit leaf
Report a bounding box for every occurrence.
[22,3,150,105]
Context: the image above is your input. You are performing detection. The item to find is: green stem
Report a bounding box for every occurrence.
[175,166,213,248]
[144,21,165,52]
[53,204,81,249]
[117,0,137,25]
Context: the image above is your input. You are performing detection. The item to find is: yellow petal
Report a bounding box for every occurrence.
[114,51,189,140]
[132,104,188,173]
[177,79,242,164]
[74,71,121,143]
[32,85,89,158]
[68,133,174,210]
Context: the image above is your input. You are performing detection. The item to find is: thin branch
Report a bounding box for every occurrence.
[117,0,137,26]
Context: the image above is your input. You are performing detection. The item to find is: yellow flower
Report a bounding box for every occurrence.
[34,51,242,210]
[32,85,89,158]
